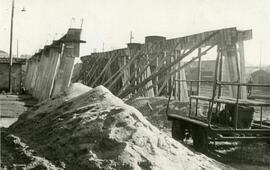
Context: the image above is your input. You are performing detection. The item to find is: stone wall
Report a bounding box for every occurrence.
[0,63,22,93]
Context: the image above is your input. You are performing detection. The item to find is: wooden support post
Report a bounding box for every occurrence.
[222,44,239,98]
[155,53,159,95]
[218,50,223,98]
[179,60,189,102]
[119,32,218,98]
[106,54,135,90]
[145,54,154,97]
[117,44,164,96]
[48,45,63,99]
[51,28,82,97]
[103,47,143,87]
[174,53,178,98]
[238,41,247,99]
[197,48,202,95]
[87,63,101,85]
[91,53,117,87]
[178,50,181,101]
[141,45,215,99]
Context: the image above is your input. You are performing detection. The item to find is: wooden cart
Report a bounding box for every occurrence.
[166,53,270,152]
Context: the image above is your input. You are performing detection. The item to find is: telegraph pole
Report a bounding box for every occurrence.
[130,31,134,43]
[9,0,14,94]
[259,41,262,70]
[17,40,19,58]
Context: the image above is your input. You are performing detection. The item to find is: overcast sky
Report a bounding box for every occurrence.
[1,0,270,66]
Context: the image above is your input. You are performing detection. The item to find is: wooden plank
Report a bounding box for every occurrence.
[237,30,252,41]
[166,28,252,51]
[168,113,208,127]
[215,98,270,106]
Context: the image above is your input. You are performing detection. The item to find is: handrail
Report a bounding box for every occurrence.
[175,79,213,83]
[217,82,270,87]
[175,79,270,87]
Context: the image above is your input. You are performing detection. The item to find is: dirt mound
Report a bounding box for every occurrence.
[9,85,230,170]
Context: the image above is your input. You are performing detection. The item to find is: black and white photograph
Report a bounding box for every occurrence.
[0,0,270,169]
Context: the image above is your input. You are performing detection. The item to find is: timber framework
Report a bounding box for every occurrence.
[80,27,252,99]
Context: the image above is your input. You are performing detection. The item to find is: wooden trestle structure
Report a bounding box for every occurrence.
[80,27,252,99]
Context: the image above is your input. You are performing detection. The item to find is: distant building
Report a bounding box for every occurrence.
[20,54,32,59]
[0,50,8,58]
[0,57,26,93]
[185,60,216,81]
[249,69,270,97]
[250,69,270,84]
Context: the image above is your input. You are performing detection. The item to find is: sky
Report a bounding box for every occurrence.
[1,0,270,66]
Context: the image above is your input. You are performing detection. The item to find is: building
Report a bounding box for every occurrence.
[248,69,270,97]
[185,60,216,81]
[0,50,8,58]
[0,56,26,93]
[250,69,270,84]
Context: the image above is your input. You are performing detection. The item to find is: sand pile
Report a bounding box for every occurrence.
[9,84,230,169]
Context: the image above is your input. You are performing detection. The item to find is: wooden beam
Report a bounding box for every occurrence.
[118,40,186,96]
[83,57,100,82]
[105,52,139,89]
[166,28,252,50]
[102,48,144,87]
[107,41,162,91]
[144,45,216,97]
[91,52,118,87]
[117,48,164,96]
[119,31,218,98]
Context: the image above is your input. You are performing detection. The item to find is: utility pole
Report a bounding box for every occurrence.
[129,31,134,43]
[9,0,14,94]
[17,40,19,58]
[80,18,84,29]
[259,41,262,70]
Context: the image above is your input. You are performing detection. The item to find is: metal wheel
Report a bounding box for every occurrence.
[172,120,186,141]
[192,125,209,152]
